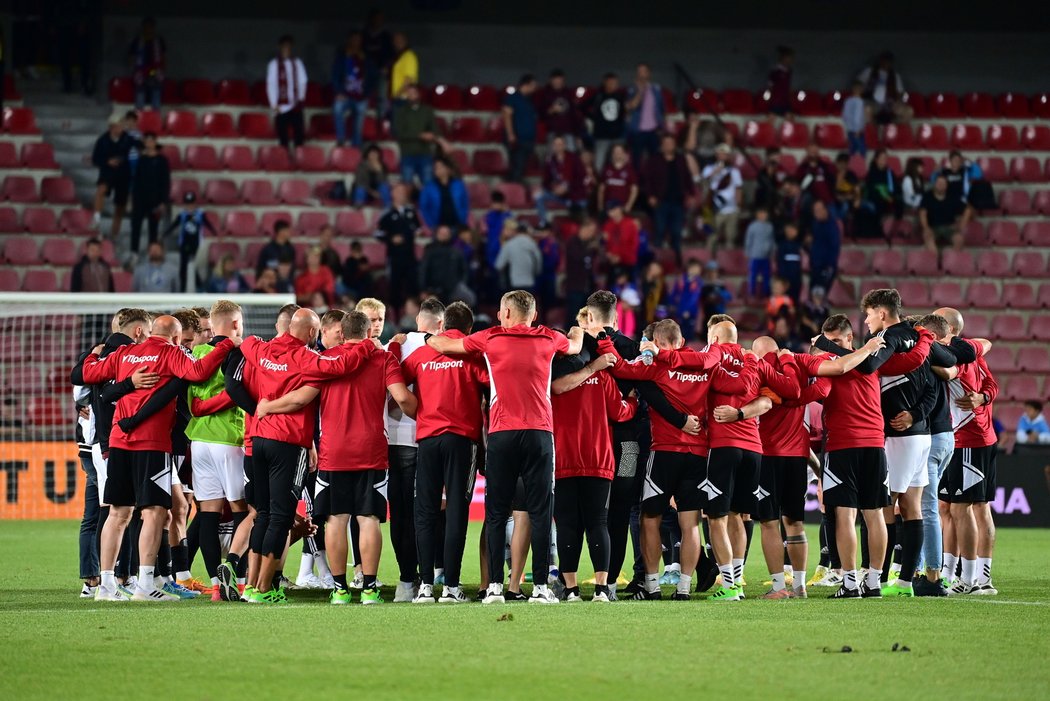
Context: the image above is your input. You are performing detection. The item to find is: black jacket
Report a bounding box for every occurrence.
[419,241,466,300]
[70,333,137,453]
[131,152,171,209]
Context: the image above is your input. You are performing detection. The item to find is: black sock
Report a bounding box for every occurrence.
[226,552,240,569]
[236,551,249,579]
[825,509,841,570]
[273,569,284,591]
[898,519,924,583]
[743,519,754,563]
[882,520,898,582]
[157,530,171,577]
[363,574,377,589]
[859,517,870,569]
[186,515,201,567]
[172,538,189,575]
[594,584,609,596]
[198,512,222,579]
[334,573,349,591]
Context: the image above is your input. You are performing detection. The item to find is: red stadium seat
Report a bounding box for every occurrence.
[216,79,252,105]
[22,270,58,292]
[1033,93,1050,118]
[790,89,825,116]
[0,141,17,168]
[170,178,200,203]
[23,207,59,233]
[742,120,777,149]
[463,85,501,112]
[716,249,747,275]
[916,124,948,150]
[777,121,809,148]
[0,269,18,291]
[960,220,985,247]
[928,92,962,118]
[1002,376,1032,402]
[1033,191,1050,216]
[1002,282,1039,309]
[181,79,216,104]
[951,124,984,150]
[258,145,293,172]
[467,181,491,209]
[222,210,258,237]
[21,142,58,169]
[471,149,507,176]
[985,124,1019,151]
[999,189,1032,215]
[813,122,846,150]
[494,182,528,209]
[3,107,39,134]
[685,89,716,114]
[984,345,1013,375]
[135,110,162,134]
[451,116,486,143]
[1016,347,1050,373]
[1032,309,1050,337]
[930,281,965,308]
[977,251,1011,277]
[381,147,399,173]
[445,149,471,176]
[896,280,930,307]
[163,110,198,137]
[108,76,135,103]
[2,176,38,202]
[871,248,905,275]
[242,179,277,205]
[207,241,241,266]
[303,82,326,108]
[1021,221,1050,246]
[202,111,238,138]
[1009,156,1042,182]
[204,178,240,204]
[307,114,335,140]
[220,145,255,171]
[975,156,1007,183]
[965,281,1003,309]
[329,146,361,173]
[27,396,66,425]
[941,249,976,276]
[295,145,327,172]
[901,92,928,118]
[40,237,77,266]
[429,84,465,111]
[238,112,275,139]
[996,92,1031,118]
[1013,251,1047,277]
[882,123,914,149]
[1037,283,1050,309]
[3,235,38,264]
[186,144,221,171]
[161,144,183,170]
[335,210,371,236]
[40,176,77,204]
[988,221,1022,246]
[906,249,939,276]
[962,92,996,118]
[0,206,18,232]
[991,314,1027,341]
[1020,125,1050,151]
[720,89,755,114]
[277,179,310,205]
[59,208,96,235]
[838,249,868,275]
[259,211,294,237]
[297,211,330,236]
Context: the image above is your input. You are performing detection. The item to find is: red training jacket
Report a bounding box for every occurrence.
[950,339,999,449]
[552,370,637,480]
[759,352,830,458]
[400,329,489,443]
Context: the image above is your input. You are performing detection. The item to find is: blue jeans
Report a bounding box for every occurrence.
[334,97,369,147]
[533,191,586,225]
[628,130,660,170]
[400,154,434,187]
[135,81,162,111]
[653,201,685,255]
[847,131,867,157]
[748,258,771,297]
[79,455,100,579]
[353,182,392,208]
[920,432,954,571]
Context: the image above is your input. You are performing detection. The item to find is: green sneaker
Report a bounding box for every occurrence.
[246,588,268,604]
[710,585,742,602]
[360,587,382,605]
[330,587,352,605]
[274,587,288,603]
[881,581,915,598]
[262,589,286,605]
[733,585,746,600]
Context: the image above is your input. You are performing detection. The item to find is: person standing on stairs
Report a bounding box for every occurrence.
[92,119,137,241]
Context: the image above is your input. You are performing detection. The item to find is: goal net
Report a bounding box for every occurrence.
[0,292,293,519]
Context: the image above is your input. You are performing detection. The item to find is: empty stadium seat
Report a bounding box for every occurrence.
[186,144,221,170]
[974,156,1007,183]
[996,92,1031,118]
[790,89,824,116]
[1002,282,1038,309]
[905,92,931,117]
[40,238,77,266]
[162,109,198,137]
[916,124,948,150]
[303,82,326,108]
[1033,191,1050,216]
[136,110,162,134]
[238,112,275,139]
[3,107,39,134]
[1009,156,1043,182]
[258,145,292,171]
[22,270,58,292]
[896,280,931,307]
[1020,125,1050,150]
[297,211,330,236]
[202,111,238,138]
[21,142,58,169]
[984,344,1013,374]
[162,145,184,170]
[207,240,241,266]
[719,89,755,114]
[3,236,38,264]
[472,149,507,176]
[494,182,528,209]
[295,145,328,172]
[222,210,258,237]
[838,249,868,275]
[220,145,255,171]
[451,116,486,143]
[1013,251,1047,277]
[1037,283,1050,309]
[965,281,1002,309]
[813,122,846,150]
[204,178,240,204]
[40,176,77,204]
[1031,311,1050,337]
[931,281,965,308]
[278,179,311,205]
[170,178,201,202]
[464,84,502,112]
[1021,221,1050,246]
[216,79,252,105]
[985,124,1019,151]
[716,249,747,275]
[2,176,38,202]
[0,206,18,233]
[961,92,996,118]
[108,76,135,103]
[991,314,1027,340]
[977,251,1011,277]
[870,248,905,275]
[242,179,277,205]
[743,120,777,148]
[928,92,962,118]
[0,141,18,169]
[1000,189,1032,215]
[1002,376,1032,402]
[988,221,1022,246]
[950,124,983,150]
[335,210,370,236]
[23,207,59,233]
[181,79,216,104]
[467,181,491,209]
[777,121,809,148]
[329,146,360,173]
[906,249,939,276]
[1016,347,1050,373]
[59,208,96,235]
[26,396,64,425]
[0,268,18,291]
[445,148,471,176]
[882,123,914,149]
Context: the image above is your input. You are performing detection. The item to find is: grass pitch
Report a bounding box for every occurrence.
[1,521,1047,700]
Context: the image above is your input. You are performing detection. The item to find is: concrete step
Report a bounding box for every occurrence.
[35,116,106,136]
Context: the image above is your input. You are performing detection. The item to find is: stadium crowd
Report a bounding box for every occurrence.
[70,284,1002,604]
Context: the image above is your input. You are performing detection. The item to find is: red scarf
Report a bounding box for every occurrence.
[276,57,300,109]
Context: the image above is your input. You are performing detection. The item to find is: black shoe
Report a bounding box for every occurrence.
[629,588,662,600]
[475,589,486,602]
[505,589,528,602]
[860,582,883,598]
[695,560,719,593]
[622,578,645,596]
[828,585,861,599]
[913,576,948,597]
[671,591,691,601]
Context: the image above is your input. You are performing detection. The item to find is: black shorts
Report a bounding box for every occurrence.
[755,455,810,522]
[97,168,130,206]
[104,448,172,509]
[940,445,997,504]
[822,447,890,510]
[314,469,388,521]
[703,447,762,518]
[640,450,705,515]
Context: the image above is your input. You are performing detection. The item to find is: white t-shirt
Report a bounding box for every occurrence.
[266,58,308,114]
[701,163,742,214]
[385,331,426,447]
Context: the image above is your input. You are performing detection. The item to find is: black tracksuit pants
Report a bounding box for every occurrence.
[415,433,477,587]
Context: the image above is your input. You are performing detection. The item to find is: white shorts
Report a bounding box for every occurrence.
[171,454,185,490]
[91,444,108,507]
[191,442,246,502]
[884,434,931,494]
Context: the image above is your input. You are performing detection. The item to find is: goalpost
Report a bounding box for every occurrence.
[0,292,293,520]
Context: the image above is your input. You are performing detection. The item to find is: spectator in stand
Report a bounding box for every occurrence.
[700,143,743,251]
[317,225,342,278]
[389,32,419,103]
[456,227,482,294]
[564,218,601,315]
[256,219,296,276]
[901,157,926,211]
[1017,401,1050,445]
[858,51,911,125]
[331,31,370,147]
[744,206,775,298]
[206,254,250,294]
[772,316,803,353]
[342,239,373,299]
[642,133,695,257]
[832,151,861,222]
[164,191,217,293]
[535,225,562,312]
[699,260,732,325]
[362,8,393,120]
[295,247,337,306]
[533,135,587,227]
[934,150,985,208]
[253,267,278,294]
[124,111,142,178]
[684,113,731,174]
[132,241,178,293]
[376,183,421,309]
[795,143,836,207]
[420,158,469,230]
[597,143,638,213]
[588,72,626,167]
[774,176,803,231]
[775,220,803,302]
[71,238,114,292]
[483,190,511,272]
[842,80,867,157]
[266,35,308,150]
[919,174,967,251]
[602,200,640,279]
[275,258,295,294]
[127,17,165,111]
[625,63,665,167]
[128,132,170,260]
[353,144,392,208]
[765,276,795,332]
[755,147,786,213]
[393,83,439,187]
[668,258,703,341]
[864,147,901,220]
[799,285,830,338]
[612,271,642,337]
[420,225,469,302]
[579,149,599,210]
[766,46,794,118]
[495,222,542,293]
[91,119,134,238]
[535,69,581,150]
[502,74,539,184]
[641,261,665,324]
[806,200,841,294]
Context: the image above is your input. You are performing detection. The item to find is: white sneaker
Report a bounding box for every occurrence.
[295,573,325,590]
[482,583,505,604]
[564,590,582,602]
[607,583,618,601]
[413,584,436,604]
[529,585,559,604]
[320,573,336,590]
[80,583,98,599]
[592,591,610,603]
[394,581,418,603]
[131,587,180,602]
[349,572,364,590]
[278,576,293,591]
[972,581,998,595]
[947,581,976,596]
[439,586,469,603]
[94,586,129,602]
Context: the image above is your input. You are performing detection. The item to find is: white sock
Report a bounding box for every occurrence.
[665,562,682,575]
[138,566,155,591]
[644,572,660,593]
[889,563,902,577]
[677,573,692,595]
[434,567,444,580]
[101,570,116,591]
[153,576,166,590]
[297,553,314,579]
[961,558,977,585]
[210,576,220,585]
[487,582,503,595]
[977,557,992,585]
[176,570,192,581]
[315,552,332,578]
[771,572,785,592]
[792,568,806,588]
[534,584,549,596]
[237,578,246,585]
[843,570,859,590]
[942,552,958,581]
[732,558,745,583]
[445,585,461,595]
[718,564,734,588]
[865,568,882,590]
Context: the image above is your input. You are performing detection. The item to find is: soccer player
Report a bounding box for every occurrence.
[932,307,1000,595]
[427,290,584,604]
[256,311,417,605]
[551,338,636,601]
[193,306,213,346]
[78,315,237,601]
[401,301,489,604]
[238,308,381,603]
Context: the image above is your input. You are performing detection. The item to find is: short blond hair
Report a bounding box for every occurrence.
[652,319,682,346]
[501,290,535,317]
[355,297,386,316]
[575,307,589,325]
[210,299,242,322]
